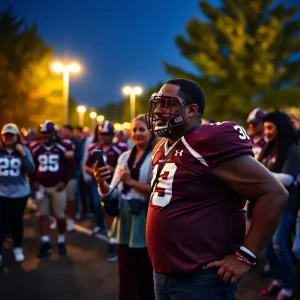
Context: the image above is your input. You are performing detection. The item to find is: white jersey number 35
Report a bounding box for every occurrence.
[151,162,177,207]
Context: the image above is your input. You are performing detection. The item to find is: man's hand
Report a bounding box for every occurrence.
[56,181,65,191]
[203,254,251,284]
[298,209,300,220]
[33,182,40,191]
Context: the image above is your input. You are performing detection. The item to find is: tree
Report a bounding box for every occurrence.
[0,8,65,128]
[164,0,300,123]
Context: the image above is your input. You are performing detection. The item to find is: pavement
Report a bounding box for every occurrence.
[0,214,299,300]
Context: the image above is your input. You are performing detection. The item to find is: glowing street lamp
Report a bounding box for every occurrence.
[96,115,105,123]
[114,123,122,131]
[89,111,97,129]
[77,105,86,127]
[51,61,81,124]
[122,85,142,120]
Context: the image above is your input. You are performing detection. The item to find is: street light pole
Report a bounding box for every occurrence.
[77,105,86,127]
[63,70,70,124]
[123,86,142,121]
[51,61,81,124]
[89,111,97,129]
[130,92,135,121]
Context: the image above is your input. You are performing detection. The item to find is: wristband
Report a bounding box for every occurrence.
[240,246,256,259]
[236,252,256,266]
[236,249,257,266]
[237,247,256,263]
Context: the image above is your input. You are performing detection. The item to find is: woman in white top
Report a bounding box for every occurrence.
[94,115,156,300]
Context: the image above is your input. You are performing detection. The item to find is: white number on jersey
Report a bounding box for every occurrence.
[234,125,250,140]
[38,154,59,172]
[0,157,21,177]
[151,162,177,207]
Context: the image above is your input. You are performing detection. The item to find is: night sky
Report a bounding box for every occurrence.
[1,0,299,109]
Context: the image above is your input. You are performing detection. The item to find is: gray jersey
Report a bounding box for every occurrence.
[0,146,35,198]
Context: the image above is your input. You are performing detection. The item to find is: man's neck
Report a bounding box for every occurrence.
[168,122,200,145]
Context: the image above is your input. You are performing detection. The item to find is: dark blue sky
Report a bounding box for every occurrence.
[2,0,211,108]
[2,0,299,109]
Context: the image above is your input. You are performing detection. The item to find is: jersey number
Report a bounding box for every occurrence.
[0,158,21,177]
[151,162,177,207]
[234,125,250,140]
[38,154,59,172]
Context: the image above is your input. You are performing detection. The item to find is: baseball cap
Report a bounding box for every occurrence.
[1,123,19,135]
[98,120,115,134]
[247,108,267,124]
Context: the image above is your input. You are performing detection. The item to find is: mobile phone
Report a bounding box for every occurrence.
[93,150,106,168]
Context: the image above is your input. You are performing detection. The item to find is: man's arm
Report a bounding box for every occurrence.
[212,154,288,255]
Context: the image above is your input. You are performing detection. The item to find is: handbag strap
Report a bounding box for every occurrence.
[103,146,152,198]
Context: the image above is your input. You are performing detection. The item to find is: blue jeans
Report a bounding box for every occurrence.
[154,268,239,300]
[292,218,300,261]
[266,212,297,289]
[91,181,106,229]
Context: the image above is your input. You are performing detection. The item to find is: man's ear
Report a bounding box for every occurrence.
[188,104,198,117]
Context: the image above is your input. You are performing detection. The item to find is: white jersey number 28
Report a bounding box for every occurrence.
[151,162,177,207]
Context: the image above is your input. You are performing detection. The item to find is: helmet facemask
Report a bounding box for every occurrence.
[145,92,186,138]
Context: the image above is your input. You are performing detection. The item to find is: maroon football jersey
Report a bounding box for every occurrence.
[62,138,75,150]
[250,135,268,159]
[30,141,76,187]
[146,121,254,274]
[85,142,128,169]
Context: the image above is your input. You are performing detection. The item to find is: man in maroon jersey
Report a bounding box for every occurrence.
[144,78,288,300]
[30,121,76,258]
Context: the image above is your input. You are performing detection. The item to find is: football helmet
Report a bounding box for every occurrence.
[38,120,58,144]
[145,92,186,137]
[98,120,115,134]
[247,108,267,124]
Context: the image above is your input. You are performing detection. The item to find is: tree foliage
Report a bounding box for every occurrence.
[164,0,300,123]
[0,8,66,128]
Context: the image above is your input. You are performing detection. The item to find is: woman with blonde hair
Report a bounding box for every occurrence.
[94,114,155,300]
[0,123,35,266]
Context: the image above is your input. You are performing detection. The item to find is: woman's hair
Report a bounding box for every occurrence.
[258,111,298,171]
[132,114,159,150]
[0,125,24,148]
[92,124,100,143]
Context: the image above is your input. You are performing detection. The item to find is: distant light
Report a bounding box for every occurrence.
[68,63,81,73]
[51,62,64,73]
[89,111,97,119]
[96,115,105,123]
[123,86,132,95]
[51,62,81,73]
[133,86,142,95]
[77,105,86,113]
[123,122,131,130]
[122,85,143,95]
[114,123,122,131]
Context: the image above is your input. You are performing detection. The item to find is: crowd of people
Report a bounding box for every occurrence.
[0,78,299,300]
